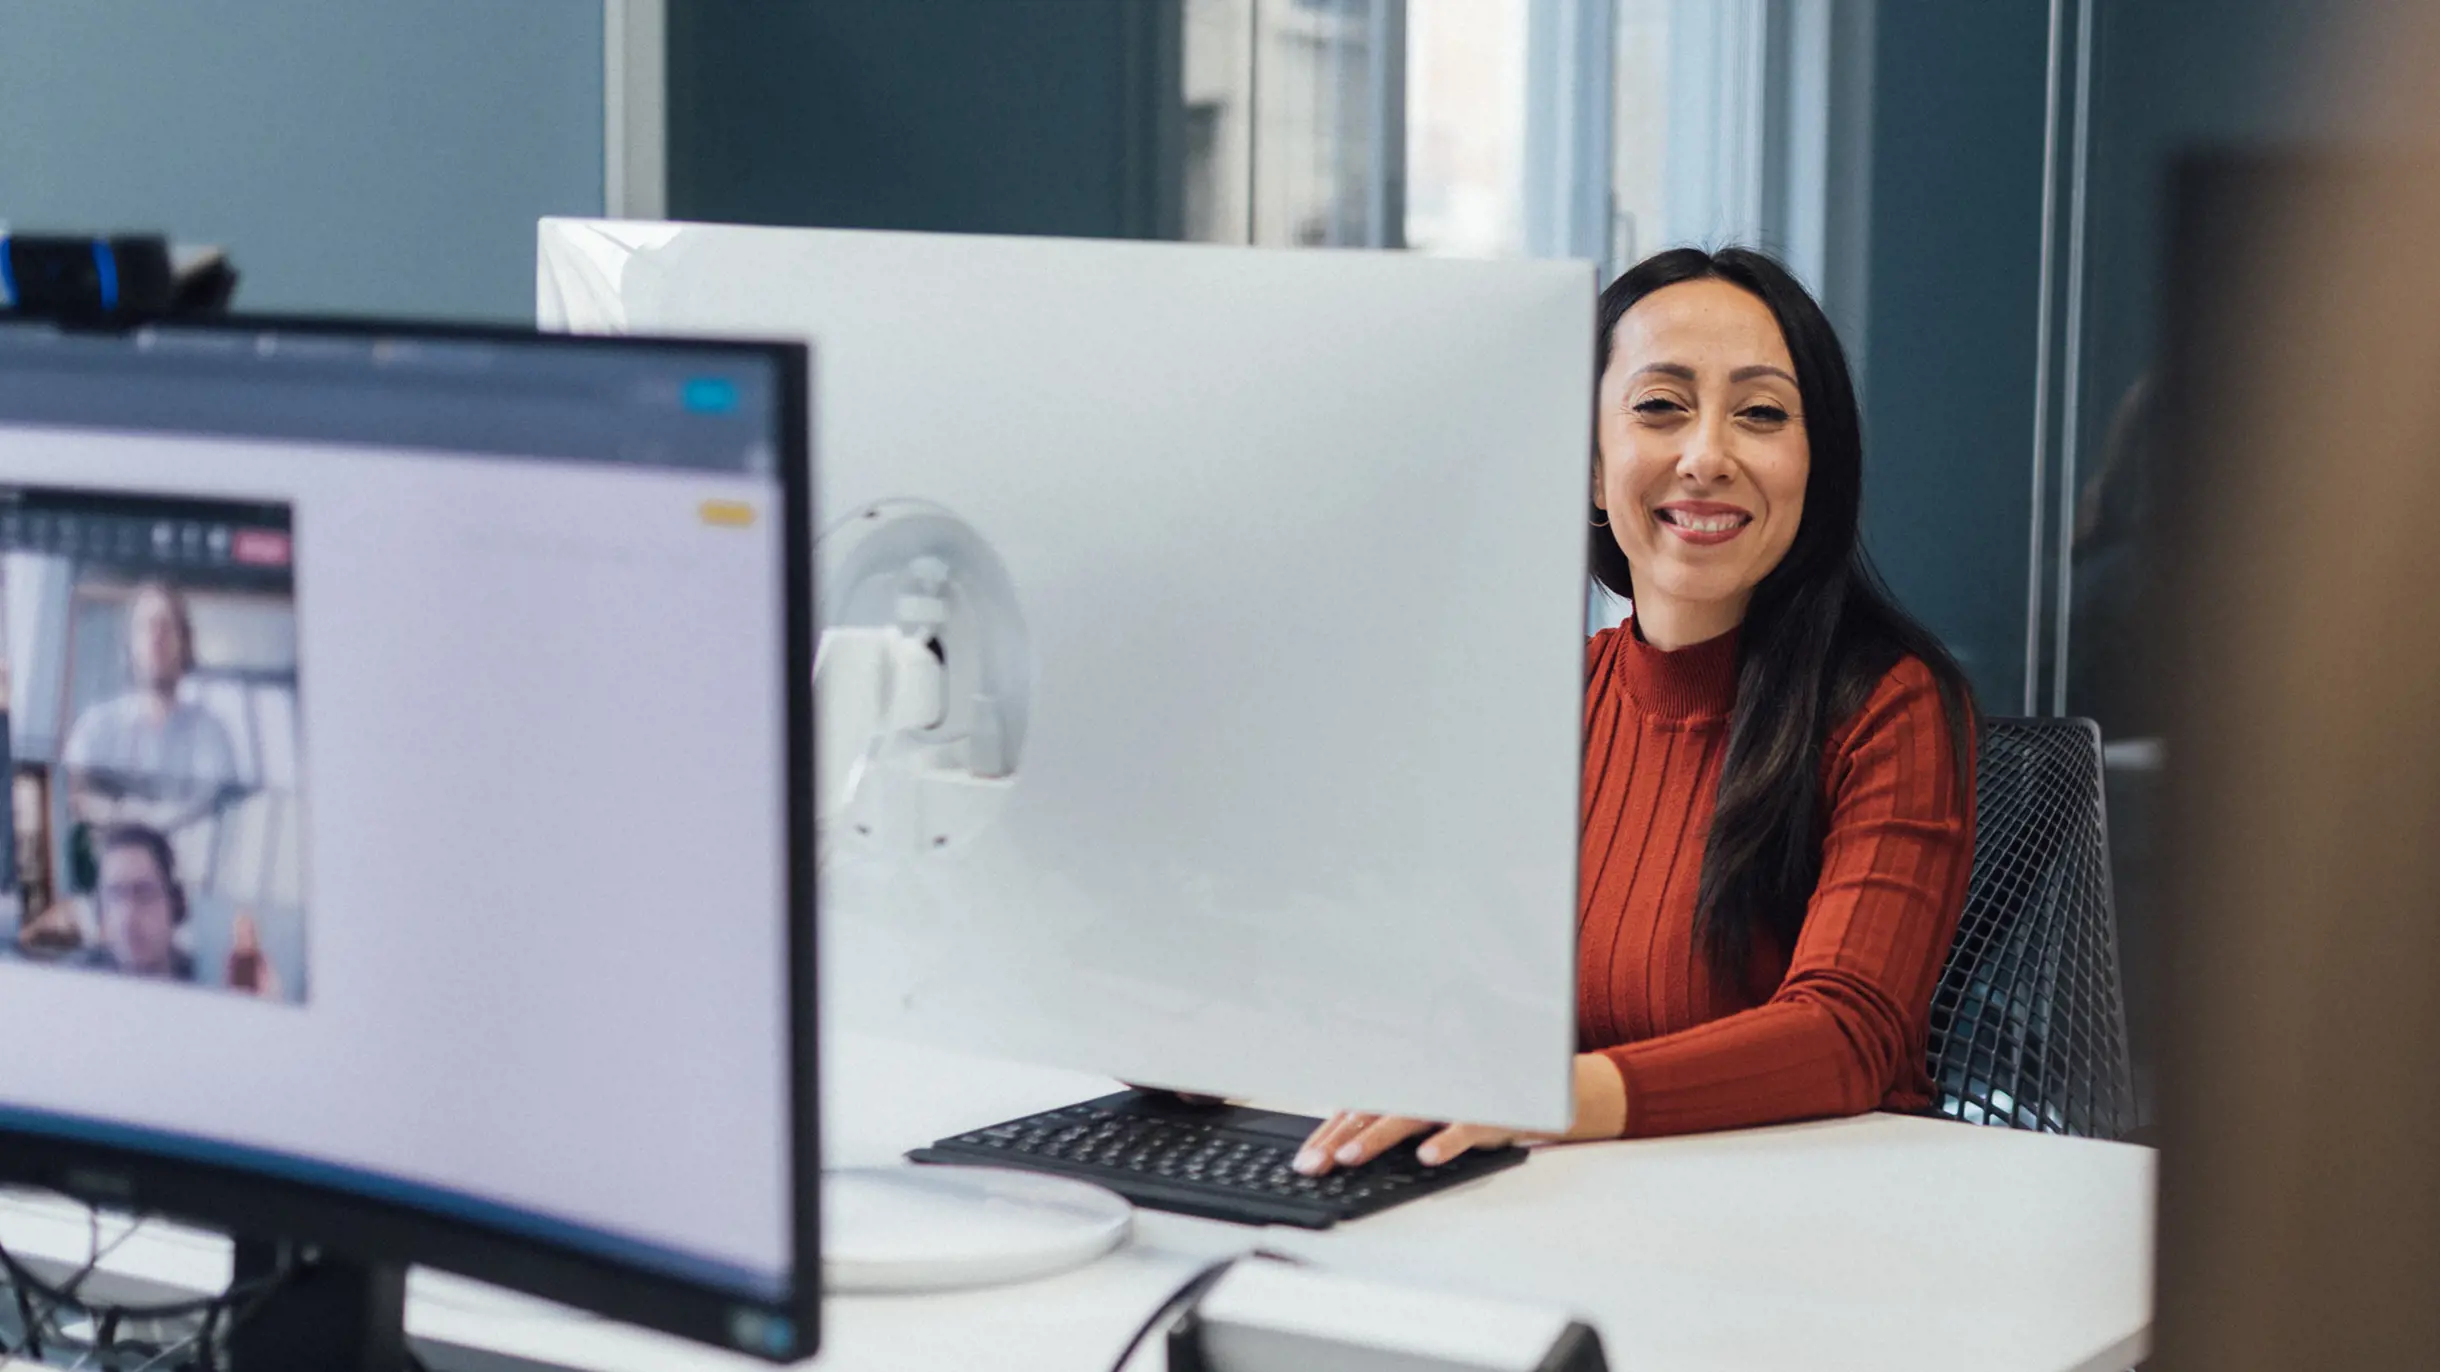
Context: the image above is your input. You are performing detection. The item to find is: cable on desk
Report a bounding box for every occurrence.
[32,1210,150,1356]
[25,1206,106,1365]
[0,1204,298,1371]
[11,1272,45,1363]
[1102,1248,1306,1372]
[0,1208,441,1372]
[0,1231,281,1322]
[1103,1257,1234,1372]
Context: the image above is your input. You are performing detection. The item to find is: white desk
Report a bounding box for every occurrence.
[0,1033,2154,1371]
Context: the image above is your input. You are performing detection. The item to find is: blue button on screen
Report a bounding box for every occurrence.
[682,377,740,413]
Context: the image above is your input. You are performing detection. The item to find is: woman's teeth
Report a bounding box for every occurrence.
[1659,511,1749,532]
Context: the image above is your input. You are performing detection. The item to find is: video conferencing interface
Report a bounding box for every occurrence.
[1,488,304,1003]
[0,323,797,1303]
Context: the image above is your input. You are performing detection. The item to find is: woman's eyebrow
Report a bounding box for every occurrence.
[1627,362,1796,386]
[1729,364,1798,386]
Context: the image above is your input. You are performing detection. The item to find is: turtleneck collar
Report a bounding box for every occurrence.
[1614,614,1741,721]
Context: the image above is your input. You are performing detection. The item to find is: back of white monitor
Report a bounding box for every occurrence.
[541,219,1588,1131]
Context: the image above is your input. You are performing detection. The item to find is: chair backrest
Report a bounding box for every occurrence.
[1925,717,2136,1139]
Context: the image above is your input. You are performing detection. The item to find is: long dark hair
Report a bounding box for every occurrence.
[1590,247,1977,987]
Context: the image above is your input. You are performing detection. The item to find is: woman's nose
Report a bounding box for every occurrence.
[1675,416,1736,484]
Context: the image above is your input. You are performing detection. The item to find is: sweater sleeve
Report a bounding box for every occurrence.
[1596,658,1974,1138]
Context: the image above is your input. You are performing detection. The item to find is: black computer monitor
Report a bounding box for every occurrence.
[0,315,818,1367]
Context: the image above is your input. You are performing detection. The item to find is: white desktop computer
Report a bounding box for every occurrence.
[540,220,1591,1263]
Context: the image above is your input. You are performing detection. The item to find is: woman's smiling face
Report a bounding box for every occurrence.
[1594,277,1810,647]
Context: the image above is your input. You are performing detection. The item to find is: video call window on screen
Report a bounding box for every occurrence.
[0,485,303,1005]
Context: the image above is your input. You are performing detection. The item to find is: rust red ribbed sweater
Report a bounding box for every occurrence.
[1580,619,1973,1139]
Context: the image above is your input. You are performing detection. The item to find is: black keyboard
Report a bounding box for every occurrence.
[905,1089,1527,1229]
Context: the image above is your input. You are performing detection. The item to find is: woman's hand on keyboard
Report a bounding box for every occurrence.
[1293,1055,1630,1175]
[1294,1114,1534,1176]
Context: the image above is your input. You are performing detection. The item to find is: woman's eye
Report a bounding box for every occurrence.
[1741,405,1790,424]
[1630,398,1684,417]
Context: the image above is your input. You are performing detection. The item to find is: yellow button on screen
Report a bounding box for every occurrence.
[699,499,757,528]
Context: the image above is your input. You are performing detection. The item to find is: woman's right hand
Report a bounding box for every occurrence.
[1294,1111,1437,1175]
[1296,1055,1629,1174]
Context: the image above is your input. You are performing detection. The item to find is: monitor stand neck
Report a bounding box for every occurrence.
[225,1239,409,1372]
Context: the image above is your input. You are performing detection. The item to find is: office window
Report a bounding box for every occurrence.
[1610,0,1670,268]
[1184,0,1256,243]
[1181,0,1797,283]
[1406,0,1527,258]
[1182,0,1403,248]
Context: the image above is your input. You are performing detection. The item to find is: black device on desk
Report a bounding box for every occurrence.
[0,315,819,1368]
[1,233,237,321]
[909,1090,1526,1228]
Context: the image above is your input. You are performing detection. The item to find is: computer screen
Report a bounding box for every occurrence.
[542,219,1588,1133]
[0,317,816,1359]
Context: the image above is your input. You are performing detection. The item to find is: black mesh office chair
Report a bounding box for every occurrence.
[1925,717,2137,1140]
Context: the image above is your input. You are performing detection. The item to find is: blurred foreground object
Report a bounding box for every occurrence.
[2154,8,2440,1365]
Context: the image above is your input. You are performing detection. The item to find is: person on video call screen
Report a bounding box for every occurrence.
[22,821,280,997]
[62,580,240,835]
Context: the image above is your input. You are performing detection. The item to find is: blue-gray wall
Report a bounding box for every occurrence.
[2064,0,2342,735]
[0,0,606,322]
[667,0,1181,239]
[1854,0,2055,714]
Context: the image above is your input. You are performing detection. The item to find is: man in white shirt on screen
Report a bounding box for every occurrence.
[63,580,239,837]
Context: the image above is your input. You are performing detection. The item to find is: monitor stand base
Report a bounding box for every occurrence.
[823,1163,1131,1293]
[226,1240,408,1372]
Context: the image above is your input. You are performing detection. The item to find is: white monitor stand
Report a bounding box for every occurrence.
[813,515,1129,1293]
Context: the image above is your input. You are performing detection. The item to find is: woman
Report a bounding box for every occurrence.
[1298,247,1978,1174]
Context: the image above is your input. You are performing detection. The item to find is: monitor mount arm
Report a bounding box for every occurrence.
[814,504,1107,1295]
[815,500,1029,869]
[815,624,946,859]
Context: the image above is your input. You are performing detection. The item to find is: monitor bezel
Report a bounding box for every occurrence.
[0,312,821,1362]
